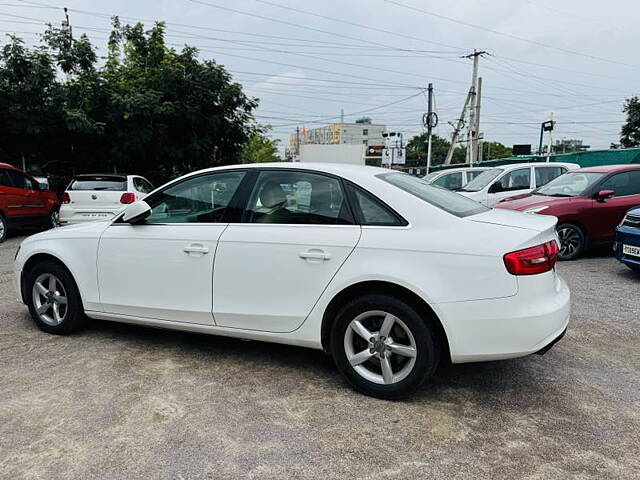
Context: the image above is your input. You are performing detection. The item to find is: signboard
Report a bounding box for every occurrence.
[382,148,392,166]
[381,148,406,165]
[366,145,384,157]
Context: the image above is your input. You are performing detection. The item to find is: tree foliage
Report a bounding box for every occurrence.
[241,133,280,164]
[405,133,513,166]
[0,19,260,187]
[620,96,640,148]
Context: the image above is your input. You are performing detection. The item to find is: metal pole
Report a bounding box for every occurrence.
[475,77,482,164]
[426,83,433,174]
[445,89,472,165]
[546,112,554,162]
[468,51,480,166]
[538,123,545,157]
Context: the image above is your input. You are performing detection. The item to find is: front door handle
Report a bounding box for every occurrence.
[299,249,331,261]
[184,243,210,255]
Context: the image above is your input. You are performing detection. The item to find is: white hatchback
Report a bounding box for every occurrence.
[59,174,154,225]
[423,166,492,191]
[459,162,579,207]
[15,163,570,399]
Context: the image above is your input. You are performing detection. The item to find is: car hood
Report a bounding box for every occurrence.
[469,208,557,232]
[22,220,112,244]
[493,194,577,211]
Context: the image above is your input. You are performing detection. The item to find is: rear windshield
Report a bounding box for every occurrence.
[379,172,489,218]
[68,176,127,191]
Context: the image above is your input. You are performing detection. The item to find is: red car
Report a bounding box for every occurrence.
[0,163,60,243]
[494,165,640,260]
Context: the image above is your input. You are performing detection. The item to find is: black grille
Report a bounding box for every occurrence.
[623,215,640,228]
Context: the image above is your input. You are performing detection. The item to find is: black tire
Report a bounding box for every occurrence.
[48,208,60,229]
[0,213,6,243]
[330,294,440,400]
[556,223,585,260]
[24,260,87,335]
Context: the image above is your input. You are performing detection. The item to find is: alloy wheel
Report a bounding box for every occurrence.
[32,273,68,326]
[0,217,5,239]
[557,226,581,258]
[343,310,417,385]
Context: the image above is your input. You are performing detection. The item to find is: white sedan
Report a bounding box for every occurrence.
[14,163,570,399]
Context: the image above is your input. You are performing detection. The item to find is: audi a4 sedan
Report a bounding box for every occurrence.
[495,165,640,260]
[14,163,570,399]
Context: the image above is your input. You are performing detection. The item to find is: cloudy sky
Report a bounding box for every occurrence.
[2,0,639,156]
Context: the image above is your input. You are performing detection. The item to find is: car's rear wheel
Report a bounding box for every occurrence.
[25,261,87,334]
[557,223,585,260]
[330,294,440,400]
[49,208,60,229]
[0,213,6,243]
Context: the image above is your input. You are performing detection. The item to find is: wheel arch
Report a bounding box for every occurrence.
[557,219,589,242]
[20,253,74,303]
[320,280,451,362]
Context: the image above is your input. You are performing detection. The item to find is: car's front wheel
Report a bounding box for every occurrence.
[557,223,585,260]
[331,294,440,400]
[25,260,87,334]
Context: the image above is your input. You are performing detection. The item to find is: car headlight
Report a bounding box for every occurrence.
[523,206,549,214]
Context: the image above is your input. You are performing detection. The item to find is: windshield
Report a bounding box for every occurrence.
[422,172,440,182]
[380,172,489,218]
[461,169,503,192]
[534,172,605,197]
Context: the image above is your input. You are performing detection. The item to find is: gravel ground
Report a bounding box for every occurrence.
[1,233,639,479]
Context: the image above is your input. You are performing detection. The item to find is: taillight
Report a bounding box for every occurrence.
[61,192,71,204]
[503,240,559,275]
[120,192,136,204]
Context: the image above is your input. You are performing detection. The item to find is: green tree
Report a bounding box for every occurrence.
[482,141,512,159]
[241,133,280,163]
[406,133,465,166]
[620,96,640,148]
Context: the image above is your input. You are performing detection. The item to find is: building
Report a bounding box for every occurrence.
[287,117,386,159]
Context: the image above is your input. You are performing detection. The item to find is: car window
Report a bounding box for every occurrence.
[600,171,640,197]
[422,172,439,182]
[380,172,489,218]
[347,184,406,226]
[461,169,502,192]
[145,171,246,224]
[7,170,34,190]
[493,168,531,192]
[246,171,352,225]
[434,172,463,190]
[69,175,127,191]
[535,166,565,188]
[467,170,487,181]
[133,177,154,194]
[0,169,13,187]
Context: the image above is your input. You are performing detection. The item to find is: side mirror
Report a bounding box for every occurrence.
[122,201,151,224]
[488,182,502,194]
[595,189,615,202]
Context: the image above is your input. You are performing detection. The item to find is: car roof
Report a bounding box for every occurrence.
[431,166,492,174]
[498,162,579,169]
[73,173,134,178]
[575,164,640,173]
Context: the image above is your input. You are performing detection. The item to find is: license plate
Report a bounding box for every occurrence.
[623,244,640,258]
[80,213,110,218]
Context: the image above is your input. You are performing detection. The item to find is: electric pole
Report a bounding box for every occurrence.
[424,83,437,174]
[445,49,487,165]
[296,126,301,156]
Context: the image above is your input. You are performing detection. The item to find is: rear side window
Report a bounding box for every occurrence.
[0,169,12,187]
[600,171,640,196]
[535,166,565,188]
[347,184,406,226]
[68,176,127,191]
[380,172,488,218]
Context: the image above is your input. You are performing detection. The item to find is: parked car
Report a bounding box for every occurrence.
[15,163,570,399]
[494,165,640,260]
[614,206,640,273]
[423,167,492,191]
[459,162,579,207]
[60,174,154,225]
[0,162,60,243]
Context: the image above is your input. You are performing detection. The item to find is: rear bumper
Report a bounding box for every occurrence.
[439,271,571,363]
[59,205,122,224]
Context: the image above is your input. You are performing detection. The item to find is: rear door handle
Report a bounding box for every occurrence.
[184,243,210,255]
[299,249,331,261]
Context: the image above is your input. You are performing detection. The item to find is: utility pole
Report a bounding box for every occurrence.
[424,83,437,174]
[444,89,472,165]
[296,126,301,156]
[474,76,483,164]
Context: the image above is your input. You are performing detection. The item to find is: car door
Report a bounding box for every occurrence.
[487,167,533,206]
[5,169,44,221]
[213,169,361,333]
[0,168,25,218]
[97,169,247,324]
[589,170,640,243]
